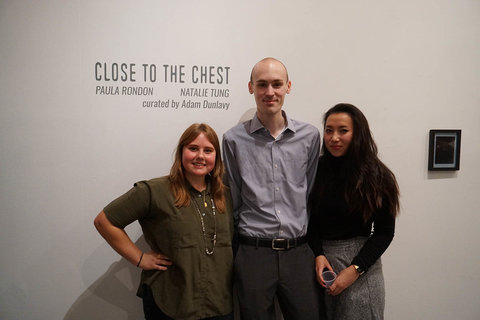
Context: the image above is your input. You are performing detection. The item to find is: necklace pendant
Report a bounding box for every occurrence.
[204,201,207,207]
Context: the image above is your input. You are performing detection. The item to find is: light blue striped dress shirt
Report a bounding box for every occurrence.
[222,111,320,239]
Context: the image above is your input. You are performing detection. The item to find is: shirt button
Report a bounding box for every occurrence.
[274,164,278,169]
[277,210,280,214]
[275,187,279,192]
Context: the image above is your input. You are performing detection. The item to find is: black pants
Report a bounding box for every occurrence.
[142,285,233,320]
[234,243,326,320]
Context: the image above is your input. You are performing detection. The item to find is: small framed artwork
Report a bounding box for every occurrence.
[428,129,461,171]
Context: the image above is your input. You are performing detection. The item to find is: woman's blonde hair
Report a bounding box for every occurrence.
[168,123,227,213]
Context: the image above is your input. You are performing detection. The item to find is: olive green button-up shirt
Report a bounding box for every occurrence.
[104,176,233,319]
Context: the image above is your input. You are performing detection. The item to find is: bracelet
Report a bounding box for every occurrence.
[353,264,365,275]
[136,252,144,267]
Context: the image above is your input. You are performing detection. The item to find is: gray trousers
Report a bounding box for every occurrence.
[322,237,385,320]
[234,243,326,320]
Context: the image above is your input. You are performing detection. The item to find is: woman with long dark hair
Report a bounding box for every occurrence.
[308,103,399,319]
[94,123,233,320]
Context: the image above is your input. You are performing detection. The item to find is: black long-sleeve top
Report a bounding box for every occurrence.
[308,157,395,272]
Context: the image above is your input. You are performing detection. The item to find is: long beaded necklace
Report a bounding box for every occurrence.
[191,194,217,255]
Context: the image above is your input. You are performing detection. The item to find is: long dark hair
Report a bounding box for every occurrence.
[169,123,227,213]
[311,103,399,222]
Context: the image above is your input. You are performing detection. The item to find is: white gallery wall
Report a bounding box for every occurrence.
[1,1,479,319]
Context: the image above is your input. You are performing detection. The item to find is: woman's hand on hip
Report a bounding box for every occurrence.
[139,251,173,271]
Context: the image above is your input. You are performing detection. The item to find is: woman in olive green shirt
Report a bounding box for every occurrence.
[94,123,233,320]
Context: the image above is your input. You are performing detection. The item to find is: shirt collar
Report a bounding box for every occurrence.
[186,176,211,195]
[250,110,296,134]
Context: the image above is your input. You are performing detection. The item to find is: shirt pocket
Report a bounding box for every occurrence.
[283,148,308,187]
[168,208,201,249]
[214,210,233,247]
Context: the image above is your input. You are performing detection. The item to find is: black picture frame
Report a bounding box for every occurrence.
[428,129,461,171]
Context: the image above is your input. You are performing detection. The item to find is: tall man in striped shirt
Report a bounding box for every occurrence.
[222,57,325,320]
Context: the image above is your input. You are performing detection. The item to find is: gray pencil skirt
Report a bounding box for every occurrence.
[322,237,385,320]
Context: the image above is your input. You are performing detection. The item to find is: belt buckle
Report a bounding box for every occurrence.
[272,238,287,250]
